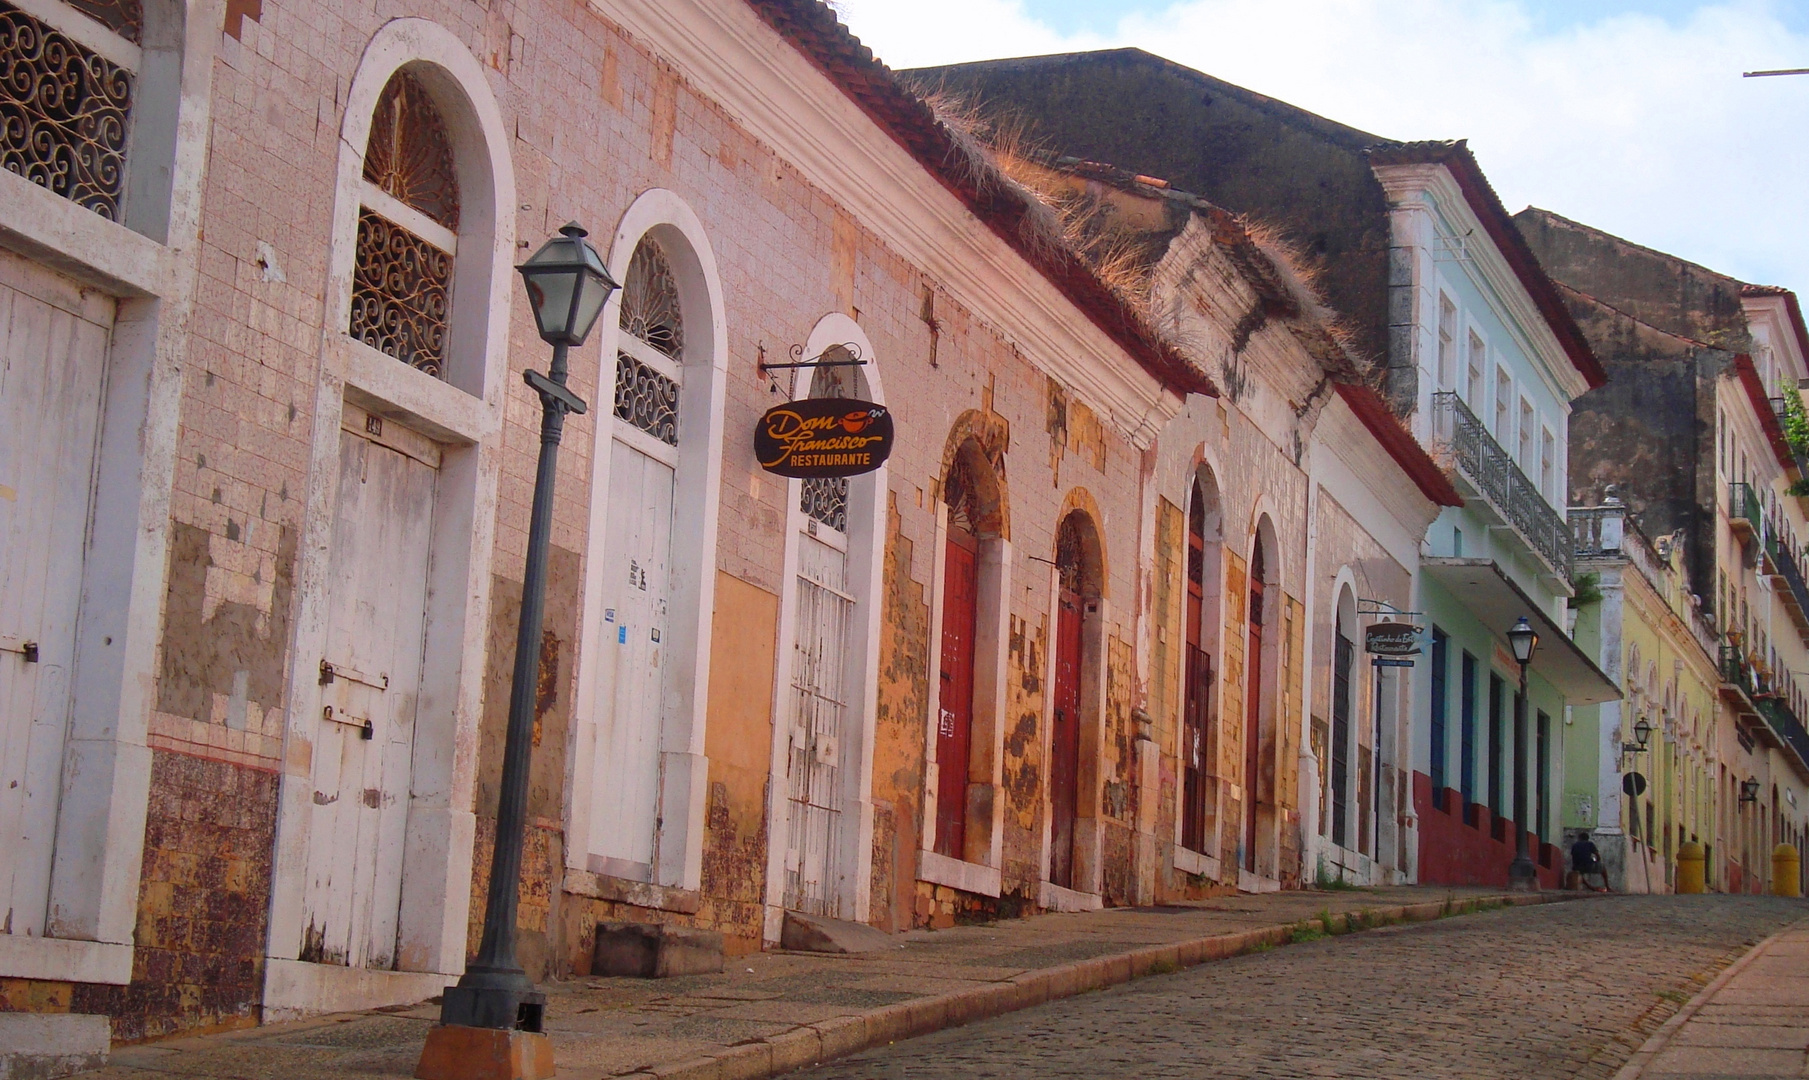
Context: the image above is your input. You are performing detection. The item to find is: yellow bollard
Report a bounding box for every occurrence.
[1676,841,1706,894]
[1772,844,1802,897]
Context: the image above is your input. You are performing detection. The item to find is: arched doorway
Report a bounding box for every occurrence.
[1181,469,1222,857]
[1244,536,1266,871]
[777,328,885,920]
[1331,587,1357,851]
[935,439,1005,861]
[1049,509,1103,890]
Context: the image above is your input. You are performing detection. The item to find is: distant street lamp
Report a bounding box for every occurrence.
[1632,717,1652,749]
[1507,616,1540,891]
[438,223,617,1035]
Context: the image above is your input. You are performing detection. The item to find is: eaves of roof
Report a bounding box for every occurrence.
[1333,382,1463,508]
[742,0,1216,398]
[1732,351,1798,479]
[1368,142,1608,391]
[1742,283,1809,372]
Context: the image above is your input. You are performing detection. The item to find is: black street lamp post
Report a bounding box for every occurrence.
[439,223,618,1034]
[1507,616,1540,890]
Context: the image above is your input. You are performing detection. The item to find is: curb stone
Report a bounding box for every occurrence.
[617,890,1579,1080]
[1609,915,1809,1080]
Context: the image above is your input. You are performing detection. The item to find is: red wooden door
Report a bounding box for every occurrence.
[1244,558,1264,872]
[1048,589,1082,888]
[936,528,979,859]
[1182,506,1212,853]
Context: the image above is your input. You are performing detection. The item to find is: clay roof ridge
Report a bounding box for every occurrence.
[742,1,1216,398]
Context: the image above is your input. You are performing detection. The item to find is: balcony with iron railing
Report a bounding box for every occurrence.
[1430,392,1573,585]
[1767,530,1809,634]
[1728,481,1764,549]
[1756,696,1809,781]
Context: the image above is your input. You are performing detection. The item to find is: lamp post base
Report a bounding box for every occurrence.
[415,1025,555,1080]
[1508,855,1540,892]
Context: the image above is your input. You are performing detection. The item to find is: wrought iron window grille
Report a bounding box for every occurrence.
[1430,392,1574,582]
[362,70,459,231]
[0,1,135,220]
[620,237,683,360]
[614,351,679,446]
[349,209,451,377]
[800,477,848,532]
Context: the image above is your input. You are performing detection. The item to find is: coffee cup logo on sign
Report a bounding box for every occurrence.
[755,397,894,478]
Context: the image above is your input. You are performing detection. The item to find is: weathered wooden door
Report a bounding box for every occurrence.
[1244,549,1264,871]
[1331,631,1353,849]
[0,262,111,935]
[1048,590,1082,888]
[591,433,675,882]
[1181,495,1212,854]
[303,408,437,969]
[935,528,978,859]
[784,518,852,916]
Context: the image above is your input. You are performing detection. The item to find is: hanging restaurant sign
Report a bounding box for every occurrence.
[755,398,894,478]
[1364,621,1423,656]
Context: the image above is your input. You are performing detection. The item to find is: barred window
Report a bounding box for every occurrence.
[66,0,140,41]
[349,209,449,375]
[0,1,138,221]
[798,351,854,532]
[614,352,678,446]
[620,238,683,359]
[349,70,460,377]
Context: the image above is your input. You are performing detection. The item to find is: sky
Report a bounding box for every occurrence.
[832,0,1809,296]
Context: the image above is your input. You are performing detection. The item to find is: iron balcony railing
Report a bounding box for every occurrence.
[1431,392,1573,581]
[1729,481,1764,540]
[1720,644,1759,700]
[1756,696,1809,780]
[1768,531,1809,620]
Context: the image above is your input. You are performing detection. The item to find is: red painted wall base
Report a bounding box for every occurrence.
[1414,772,1561,889]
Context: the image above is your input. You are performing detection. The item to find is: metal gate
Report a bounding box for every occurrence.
[784,529,852,916]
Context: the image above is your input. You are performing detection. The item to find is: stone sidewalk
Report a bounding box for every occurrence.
[96,886,1569,1080]
[1617,919,1809,1079]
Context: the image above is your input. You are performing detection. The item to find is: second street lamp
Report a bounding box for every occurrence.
[423,223,617,1077]
[1507,616,1540,891]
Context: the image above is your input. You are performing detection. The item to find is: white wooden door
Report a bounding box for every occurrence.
[784,512,852,917]
[300,405,436,969]
[588,438,674,881]
[0,263,111,936]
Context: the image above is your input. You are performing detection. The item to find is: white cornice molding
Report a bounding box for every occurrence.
[1373,163,1590,405]
[1744,297,1805,383]
[587,0,1181,447]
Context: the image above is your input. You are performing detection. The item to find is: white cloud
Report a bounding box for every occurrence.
[835,0,1809,294]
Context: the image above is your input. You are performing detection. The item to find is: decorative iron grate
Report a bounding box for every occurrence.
[620,238,683,359]
[614,352,678,445]
[66,0,141,42]
[800,477,848,532]
[0,2,133,220]
[1431,392,1573,581]
[362,70,459,230]
[349,209,451,377]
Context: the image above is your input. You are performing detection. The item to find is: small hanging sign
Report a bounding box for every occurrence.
[755,397,894,478]
[1364,621,1423,656]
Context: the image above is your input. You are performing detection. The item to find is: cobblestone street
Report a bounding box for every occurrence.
[786,897,1808,1080]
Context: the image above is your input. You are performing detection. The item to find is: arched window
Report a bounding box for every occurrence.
[349,70,460,377]
[0,0,142,220]
[613,237,682,445]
